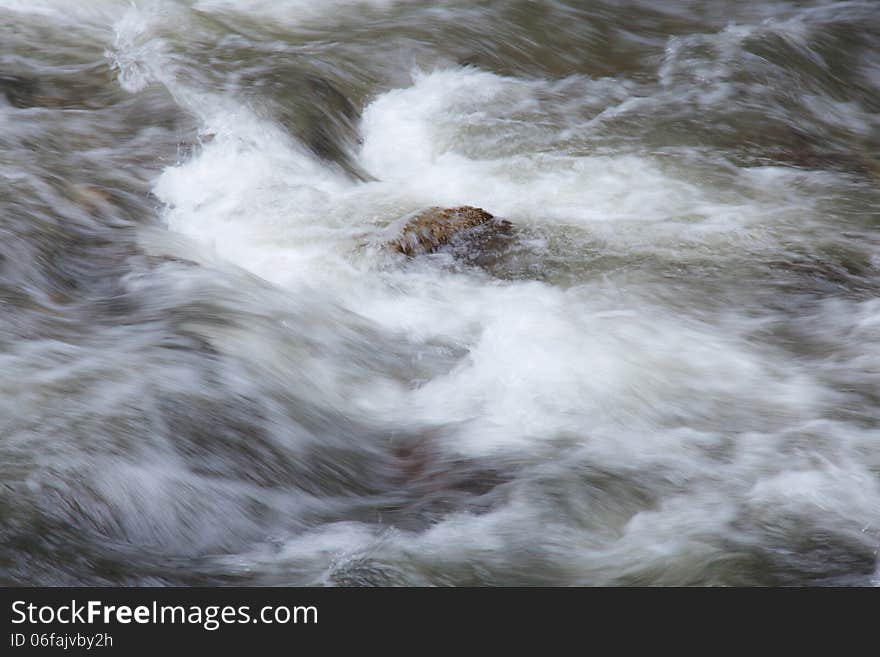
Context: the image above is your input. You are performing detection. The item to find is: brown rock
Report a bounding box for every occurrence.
[386,206,513,257]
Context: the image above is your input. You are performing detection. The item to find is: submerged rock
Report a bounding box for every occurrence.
[385,206,514,258]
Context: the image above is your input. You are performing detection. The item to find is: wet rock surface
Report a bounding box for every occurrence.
[384,206,515,261]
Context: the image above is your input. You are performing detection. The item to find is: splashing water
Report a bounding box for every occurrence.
[1,0,879,585]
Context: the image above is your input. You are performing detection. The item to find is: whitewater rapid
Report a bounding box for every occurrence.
[1,0,879,585]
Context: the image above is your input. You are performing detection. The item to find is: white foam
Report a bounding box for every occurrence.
[147,64,880,581]
[153,69,831,455]
[156,66,813,293]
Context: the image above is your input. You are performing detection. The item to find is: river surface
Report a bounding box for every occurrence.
[1,0,879,585]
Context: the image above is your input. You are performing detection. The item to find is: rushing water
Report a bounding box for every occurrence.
[1,0,879,586]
